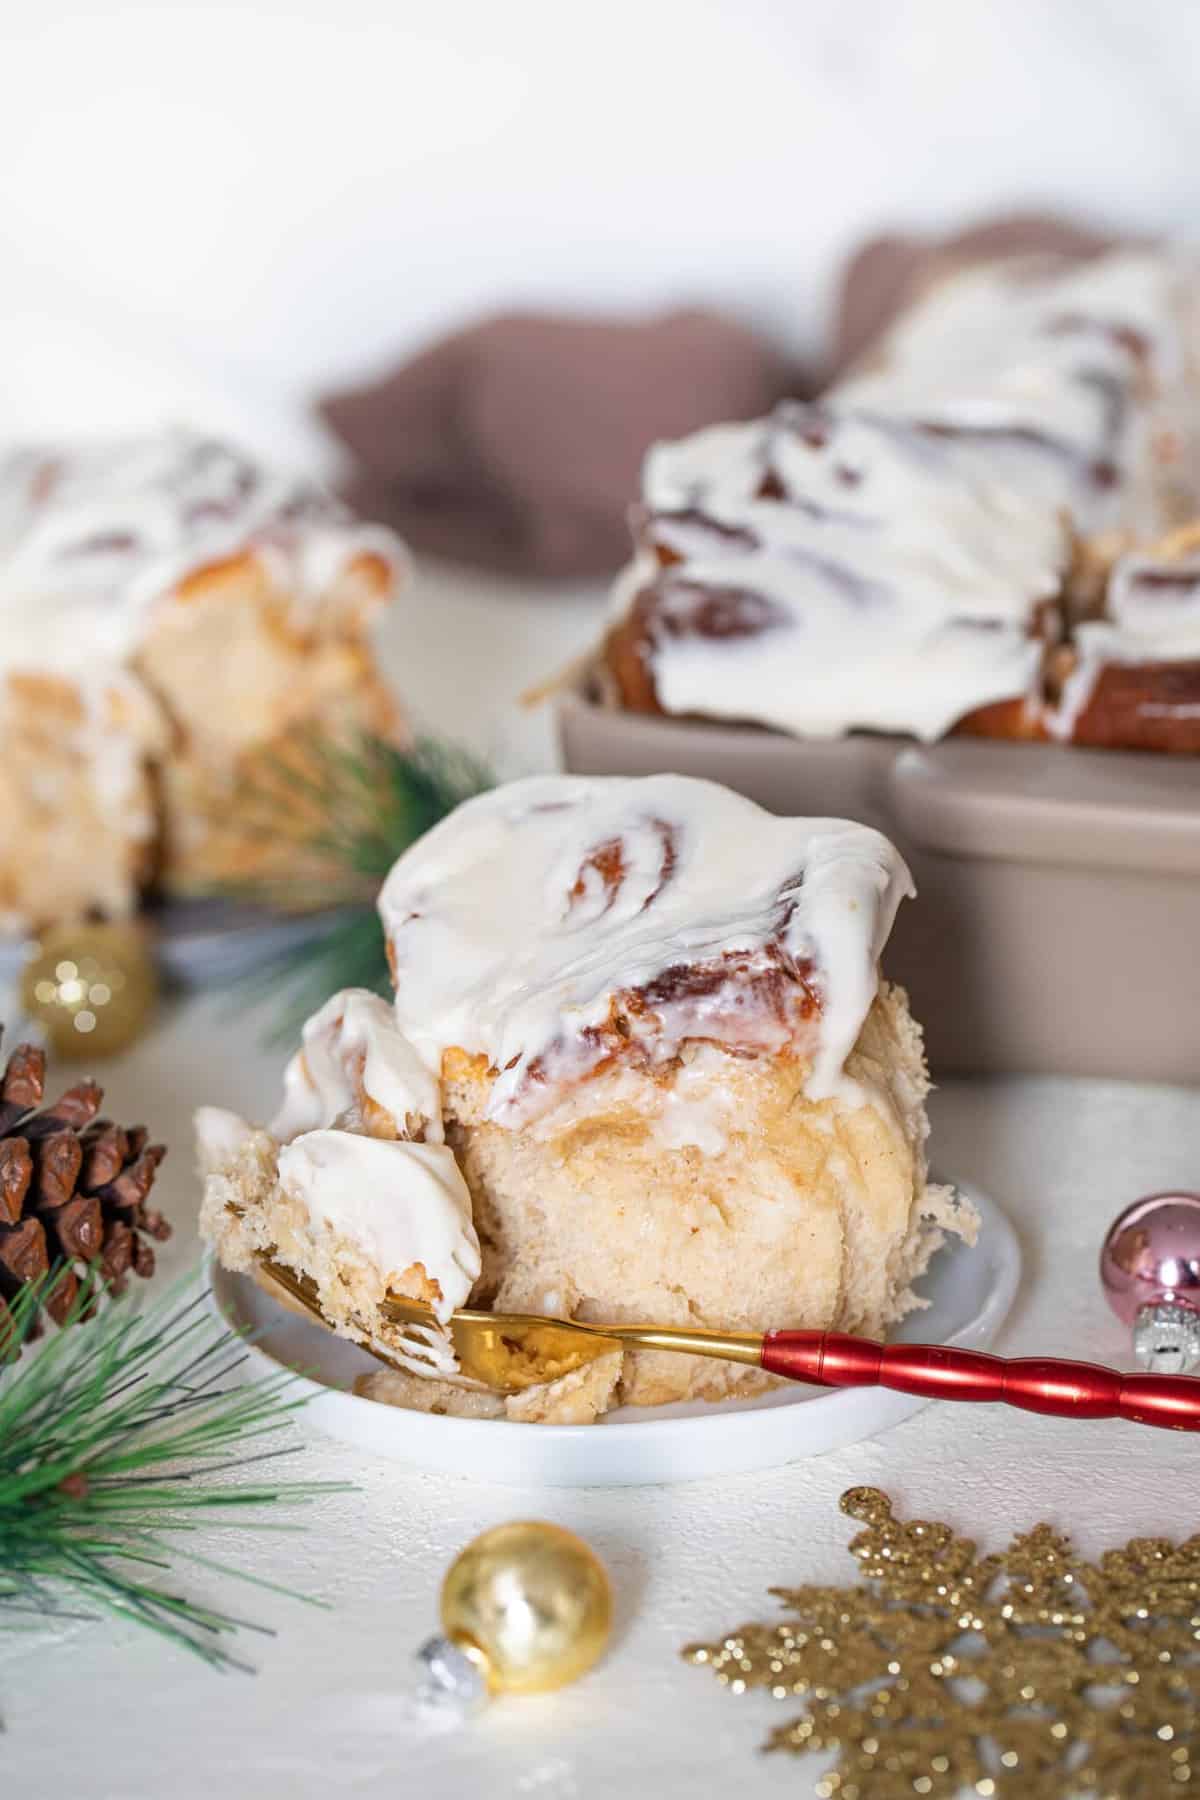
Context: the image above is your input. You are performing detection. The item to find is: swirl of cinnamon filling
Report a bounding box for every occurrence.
[606,249,1200,745]
[377,773,912,1124]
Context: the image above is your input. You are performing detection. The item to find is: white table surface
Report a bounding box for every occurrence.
[5,563,1200,1799]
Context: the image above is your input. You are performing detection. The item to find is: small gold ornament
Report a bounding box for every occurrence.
[417,1521,612,1712]
[685,1486,1200,1800]
[20,922,158,1059]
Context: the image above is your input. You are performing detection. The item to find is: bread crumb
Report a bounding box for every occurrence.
[354,1368,504,1419]
[504,1350,624,1424]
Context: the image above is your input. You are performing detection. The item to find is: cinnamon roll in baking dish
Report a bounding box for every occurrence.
[199,774,972,1426]
[602,248,1200,753]
[0,431,406,931]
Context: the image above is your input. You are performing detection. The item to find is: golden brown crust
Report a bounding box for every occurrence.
[951,695,1050,742]
[1055,519,1200,753]
[605,531,1200,754]
[1069,660,1200,753]
[603,592,664,714]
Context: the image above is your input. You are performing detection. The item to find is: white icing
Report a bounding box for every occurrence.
[199,989,478,1341]
[271,987,443,1143]
[378,772,912,1121]
[194,1105,254,1175]
[1105,549,1200,658]
[839,250,1189,534]
[276,1131,480,1324]
[0,429,404,687]
[614,250,1198,742]
[615,405,1065,741]
[1050,547,1200,736]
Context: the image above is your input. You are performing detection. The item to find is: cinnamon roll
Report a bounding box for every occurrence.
[198,774,971,1425]
[0,430,407,929]
[603,249,1200,753]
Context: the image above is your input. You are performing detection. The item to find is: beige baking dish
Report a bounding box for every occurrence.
[559,692,1200,1084]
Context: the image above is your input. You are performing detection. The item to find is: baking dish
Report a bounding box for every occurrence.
[559,691,1200,1084]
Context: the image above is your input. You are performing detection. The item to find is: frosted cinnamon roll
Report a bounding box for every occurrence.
[199,774,972,1425]
[605,402,1070,742]
[603,249,1200,752]
[0,430,407,928]
[1049,524,1200,751]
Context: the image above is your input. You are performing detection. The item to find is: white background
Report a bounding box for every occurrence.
[5,0,1200,471]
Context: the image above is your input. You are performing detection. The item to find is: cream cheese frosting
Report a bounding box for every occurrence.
[0,429,404,687]
[612,404,1067,741]
[271,988,443,1143]
[838,249,1191,535]
[195,988,480,1326]
[612,249,1200,742]
[275,1132,478,1323]
[377,772,913,1121]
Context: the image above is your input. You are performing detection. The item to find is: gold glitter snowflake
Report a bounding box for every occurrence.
[683,1486,1200,1800]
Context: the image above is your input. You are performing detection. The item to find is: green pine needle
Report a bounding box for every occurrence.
[215,731,493,1041]
[229,731,493,909]
[237,910,395,1047]
[0,1267,350,1675]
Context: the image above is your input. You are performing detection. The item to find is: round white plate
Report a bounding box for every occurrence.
[207,1181,1019,1488]
[150,898,358,987]
[0,899,357,988]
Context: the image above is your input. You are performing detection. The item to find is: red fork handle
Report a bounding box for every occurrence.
[760,1331,1200,1433]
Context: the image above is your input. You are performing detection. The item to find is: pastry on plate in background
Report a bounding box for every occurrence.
[0,430,407,933]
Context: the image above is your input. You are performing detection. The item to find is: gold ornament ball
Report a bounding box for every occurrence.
[20,922,158,1059]
[440,1520,612,1696]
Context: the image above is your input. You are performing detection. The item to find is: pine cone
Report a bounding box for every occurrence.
[0,1031,169,1351]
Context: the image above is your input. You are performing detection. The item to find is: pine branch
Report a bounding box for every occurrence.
[211,731,492,1039]
[231,910,393,1048]
[225,731,493,911]
[0,1267,350,1674]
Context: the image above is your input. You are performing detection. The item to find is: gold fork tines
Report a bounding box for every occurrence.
[249,1248,764,1395]
[382,1291,629,1392]
[251,1254,448,1385]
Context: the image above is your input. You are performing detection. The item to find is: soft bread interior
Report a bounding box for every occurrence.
[439,981,970,1411]
[200,981,972,1424]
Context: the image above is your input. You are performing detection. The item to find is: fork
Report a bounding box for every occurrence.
[251,1250,1200,1433]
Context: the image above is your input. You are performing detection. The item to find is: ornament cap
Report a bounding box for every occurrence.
[1132,1299,1200,1375]
[414,1633,490,1717]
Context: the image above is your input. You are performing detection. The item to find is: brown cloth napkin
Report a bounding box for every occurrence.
[830,211,1125,377]
[320,309,802,580]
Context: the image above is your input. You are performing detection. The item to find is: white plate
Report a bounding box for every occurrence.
[207,1182,1020,1488]
[0,898,358,988]
[150,898,359,987]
